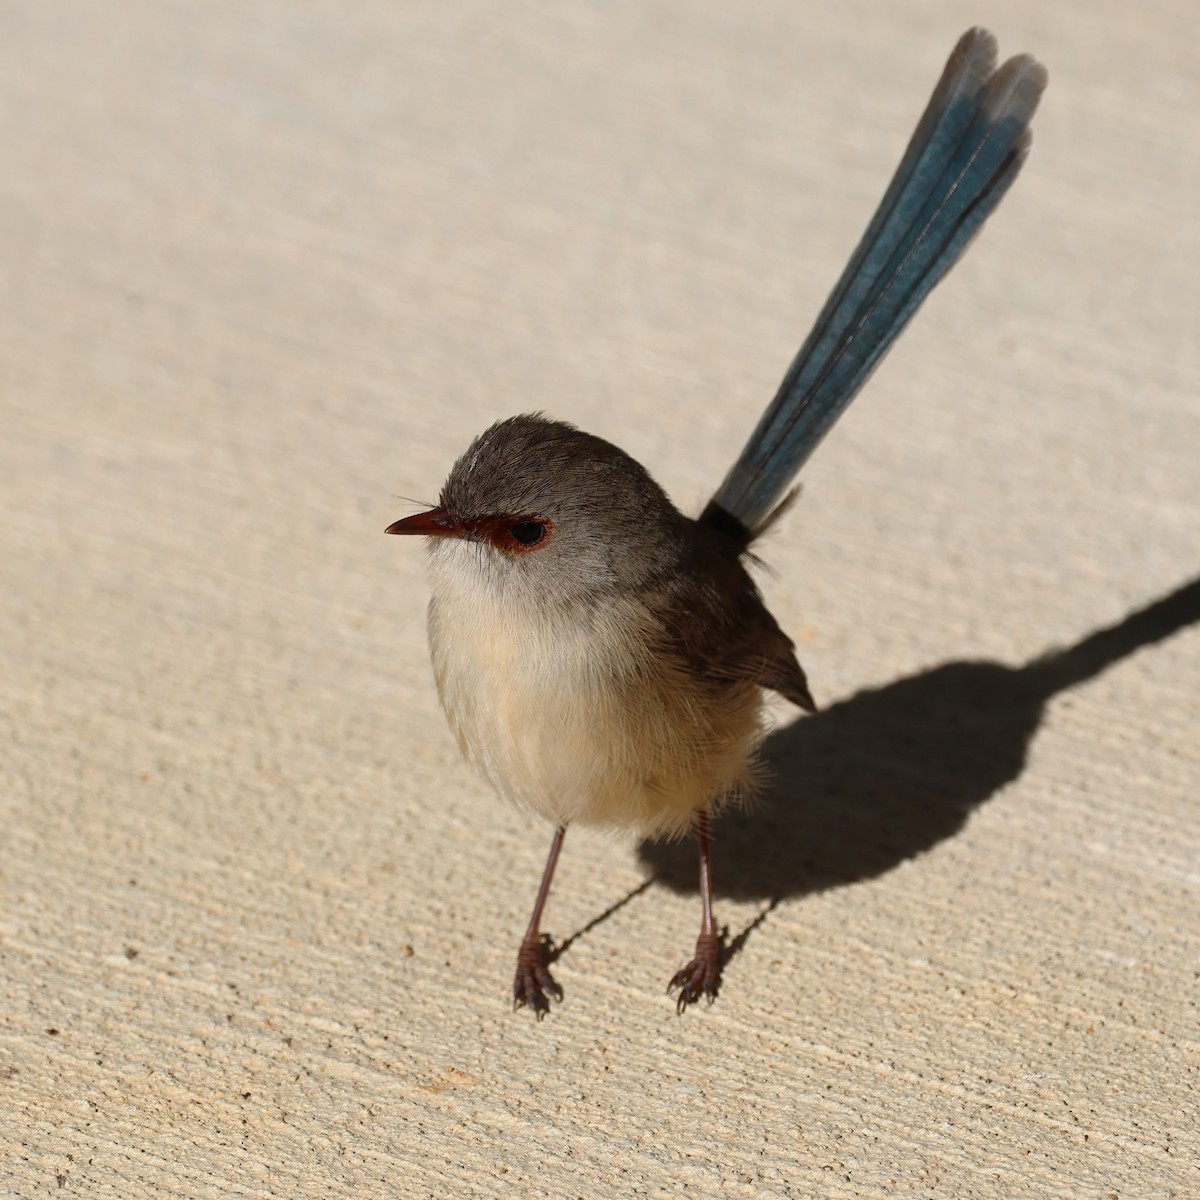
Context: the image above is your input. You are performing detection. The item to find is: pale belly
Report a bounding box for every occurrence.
[425,564,764,838]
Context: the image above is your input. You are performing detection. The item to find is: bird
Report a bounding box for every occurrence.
[386,29,1047,1018]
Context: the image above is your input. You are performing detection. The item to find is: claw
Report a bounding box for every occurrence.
[513,932,562,1019]
[667,929,723,1013]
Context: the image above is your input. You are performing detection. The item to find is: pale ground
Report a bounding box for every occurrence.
[1,2,1197,1198]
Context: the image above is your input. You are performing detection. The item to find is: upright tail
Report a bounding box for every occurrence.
[703,29,1047,544]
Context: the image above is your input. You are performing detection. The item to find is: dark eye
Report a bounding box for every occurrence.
[509,520,547,546]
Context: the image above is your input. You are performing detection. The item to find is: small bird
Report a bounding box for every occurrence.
[387,29,1046,1017]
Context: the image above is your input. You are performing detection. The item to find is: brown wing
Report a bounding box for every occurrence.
[648,522,817,713]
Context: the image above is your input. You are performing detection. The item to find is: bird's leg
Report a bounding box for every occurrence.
[668,809,723,1012]
[513,825,566,1019]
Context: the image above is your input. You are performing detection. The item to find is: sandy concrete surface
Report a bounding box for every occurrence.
[2,2,1197,1197]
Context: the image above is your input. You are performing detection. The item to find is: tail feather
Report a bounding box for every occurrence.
[705,29,1047,541]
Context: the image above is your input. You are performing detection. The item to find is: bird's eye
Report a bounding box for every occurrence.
[509,520,547,546]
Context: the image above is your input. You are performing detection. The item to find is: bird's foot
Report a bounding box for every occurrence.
[668,928,723,1013]
[513,933,562,1019]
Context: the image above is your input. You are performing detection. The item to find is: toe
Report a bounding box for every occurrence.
[513,936,563,1018]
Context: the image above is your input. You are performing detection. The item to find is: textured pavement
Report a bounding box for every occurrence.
[2,3,1197,1197]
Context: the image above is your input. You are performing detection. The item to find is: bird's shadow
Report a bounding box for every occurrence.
[639,576,1200,904]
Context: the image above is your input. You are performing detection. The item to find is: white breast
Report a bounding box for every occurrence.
[424,540,764,838]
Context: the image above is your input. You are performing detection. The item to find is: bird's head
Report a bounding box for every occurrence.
[386,414,686,604]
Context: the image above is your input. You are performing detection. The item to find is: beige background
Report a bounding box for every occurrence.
[2,2,1197,1197]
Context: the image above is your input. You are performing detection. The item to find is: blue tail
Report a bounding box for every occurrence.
[704,29,1047,542]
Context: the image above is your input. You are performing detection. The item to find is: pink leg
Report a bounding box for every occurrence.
[513,826,566,1019]
[668,810,723,1012]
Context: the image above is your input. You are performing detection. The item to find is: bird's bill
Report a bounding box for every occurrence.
[384,507,463,537]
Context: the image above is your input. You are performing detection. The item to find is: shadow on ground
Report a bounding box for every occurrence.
[639,576,1200,903]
